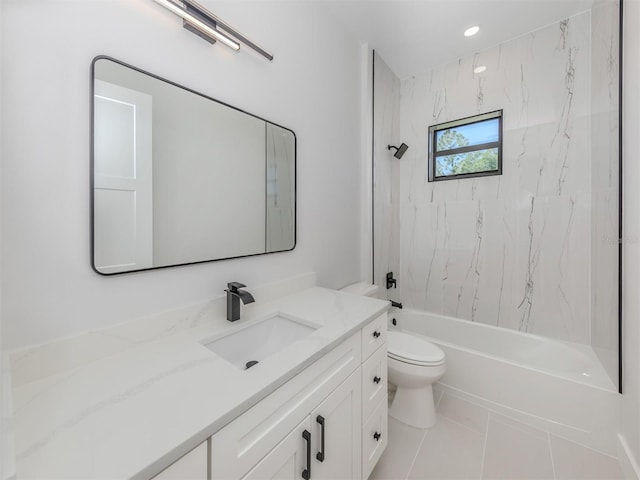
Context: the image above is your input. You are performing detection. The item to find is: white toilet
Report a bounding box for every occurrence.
[339,282,446,429]
[387,330,445,428]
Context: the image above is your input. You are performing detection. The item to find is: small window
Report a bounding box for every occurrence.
[428,110,503,182]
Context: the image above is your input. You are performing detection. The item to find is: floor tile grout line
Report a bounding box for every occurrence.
[548,431,558,480]
[405,427,430,479]
[444,390,620,461]
[385,392,625,480]
[479,410,491,479]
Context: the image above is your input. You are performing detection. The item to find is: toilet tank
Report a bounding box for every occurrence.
[339,282,379,298]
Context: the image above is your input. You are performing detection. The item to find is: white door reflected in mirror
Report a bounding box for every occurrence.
[93,80,153,273]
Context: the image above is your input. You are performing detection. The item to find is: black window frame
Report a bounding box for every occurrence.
[428,109,503,182]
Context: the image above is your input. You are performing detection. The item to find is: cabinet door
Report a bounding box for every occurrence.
[311,369,362,480]
[242,417,312,480]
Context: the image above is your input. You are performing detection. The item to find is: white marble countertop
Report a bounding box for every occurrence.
[9,279,389,479]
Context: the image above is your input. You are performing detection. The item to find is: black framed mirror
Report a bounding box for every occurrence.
[91,56,296,275]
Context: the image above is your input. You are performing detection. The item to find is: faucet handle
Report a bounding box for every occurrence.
[227,281,247,293]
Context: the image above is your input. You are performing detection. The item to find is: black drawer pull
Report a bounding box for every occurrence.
[316,415,325,462]
[373,431,382,441]
[373,331,381,338]
[302,429,311,479]
[373,376,381,384]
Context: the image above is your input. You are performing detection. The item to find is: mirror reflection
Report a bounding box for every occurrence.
[91,57,295,275]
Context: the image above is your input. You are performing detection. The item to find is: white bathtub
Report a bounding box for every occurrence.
[390,308,620,456]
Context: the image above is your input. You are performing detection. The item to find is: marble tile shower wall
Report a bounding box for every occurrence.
[373,53,401,305]
[590,0,620,380]
[395,12,597,343]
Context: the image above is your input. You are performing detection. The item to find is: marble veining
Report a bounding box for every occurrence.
[9,273,317,388]
[266,123,295,252]
[589,0,620,384]
[373,53,401,305]
[374,6,619,351]
[16,356,215,463]
[9,281,389,479]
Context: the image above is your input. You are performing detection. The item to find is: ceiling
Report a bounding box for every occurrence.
[318,0,594,78]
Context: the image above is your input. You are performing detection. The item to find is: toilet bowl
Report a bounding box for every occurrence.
[387,330,446,429]
[339,282,446,428]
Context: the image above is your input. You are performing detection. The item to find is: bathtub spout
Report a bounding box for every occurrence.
[390,300,403,309]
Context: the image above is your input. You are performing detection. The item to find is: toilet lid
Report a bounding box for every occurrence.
[387,330,445,366]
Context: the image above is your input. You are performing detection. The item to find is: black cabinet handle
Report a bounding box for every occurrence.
[373,376,381,384]
[373,331,381,338]
[316,415,325,462]
[302,429,311,479]
[373,431,382,441]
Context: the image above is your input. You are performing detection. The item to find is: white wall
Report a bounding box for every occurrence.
[0,0,4,476]
[360,44,374,284]
[150,85,266,265]
[620,0,640,473]
[0,0,364,349]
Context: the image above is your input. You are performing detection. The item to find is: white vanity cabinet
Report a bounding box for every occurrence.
[242,370,361,480]
[209,313,387,480]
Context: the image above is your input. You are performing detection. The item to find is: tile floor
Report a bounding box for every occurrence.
[370,390,625,480]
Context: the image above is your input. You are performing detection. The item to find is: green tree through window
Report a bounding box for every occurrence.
[429,111,502,181]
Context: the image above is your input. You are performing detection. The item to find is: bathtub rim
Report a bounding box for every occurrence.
[389,307,618,393]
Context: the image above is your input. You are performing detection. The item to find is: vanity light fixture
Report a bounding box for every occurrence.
[464,25,480,37]
[152,0,274,61]
[154,0,240,50]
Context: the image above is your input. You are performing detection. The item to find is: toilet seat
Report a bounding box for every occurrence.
[387,331,445,366]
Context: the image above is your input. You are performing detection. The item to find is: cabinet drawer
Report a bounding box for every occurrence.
[362,395,388,480]
[361,313,387,360]
[362,344,387,420]
[210,332,361,479]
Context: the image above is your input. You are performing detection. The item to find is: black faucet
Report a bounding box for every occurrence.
[225,282,255,321]
[390,300,403,309]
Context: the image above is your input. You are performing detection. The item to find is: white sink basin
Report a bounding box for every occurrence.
[203,314,318,370]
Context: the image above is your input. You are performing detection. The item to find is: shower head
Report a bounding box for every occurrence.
[388,143,409,159]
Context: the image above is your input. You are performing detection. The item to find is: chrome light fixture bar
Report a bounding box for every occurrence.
[153,0,274,61]
[154,0,239,50]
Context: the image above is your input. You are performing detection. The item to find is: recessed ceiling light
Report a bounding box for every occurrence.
[474,65,487,74]
[464,26,480,37]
